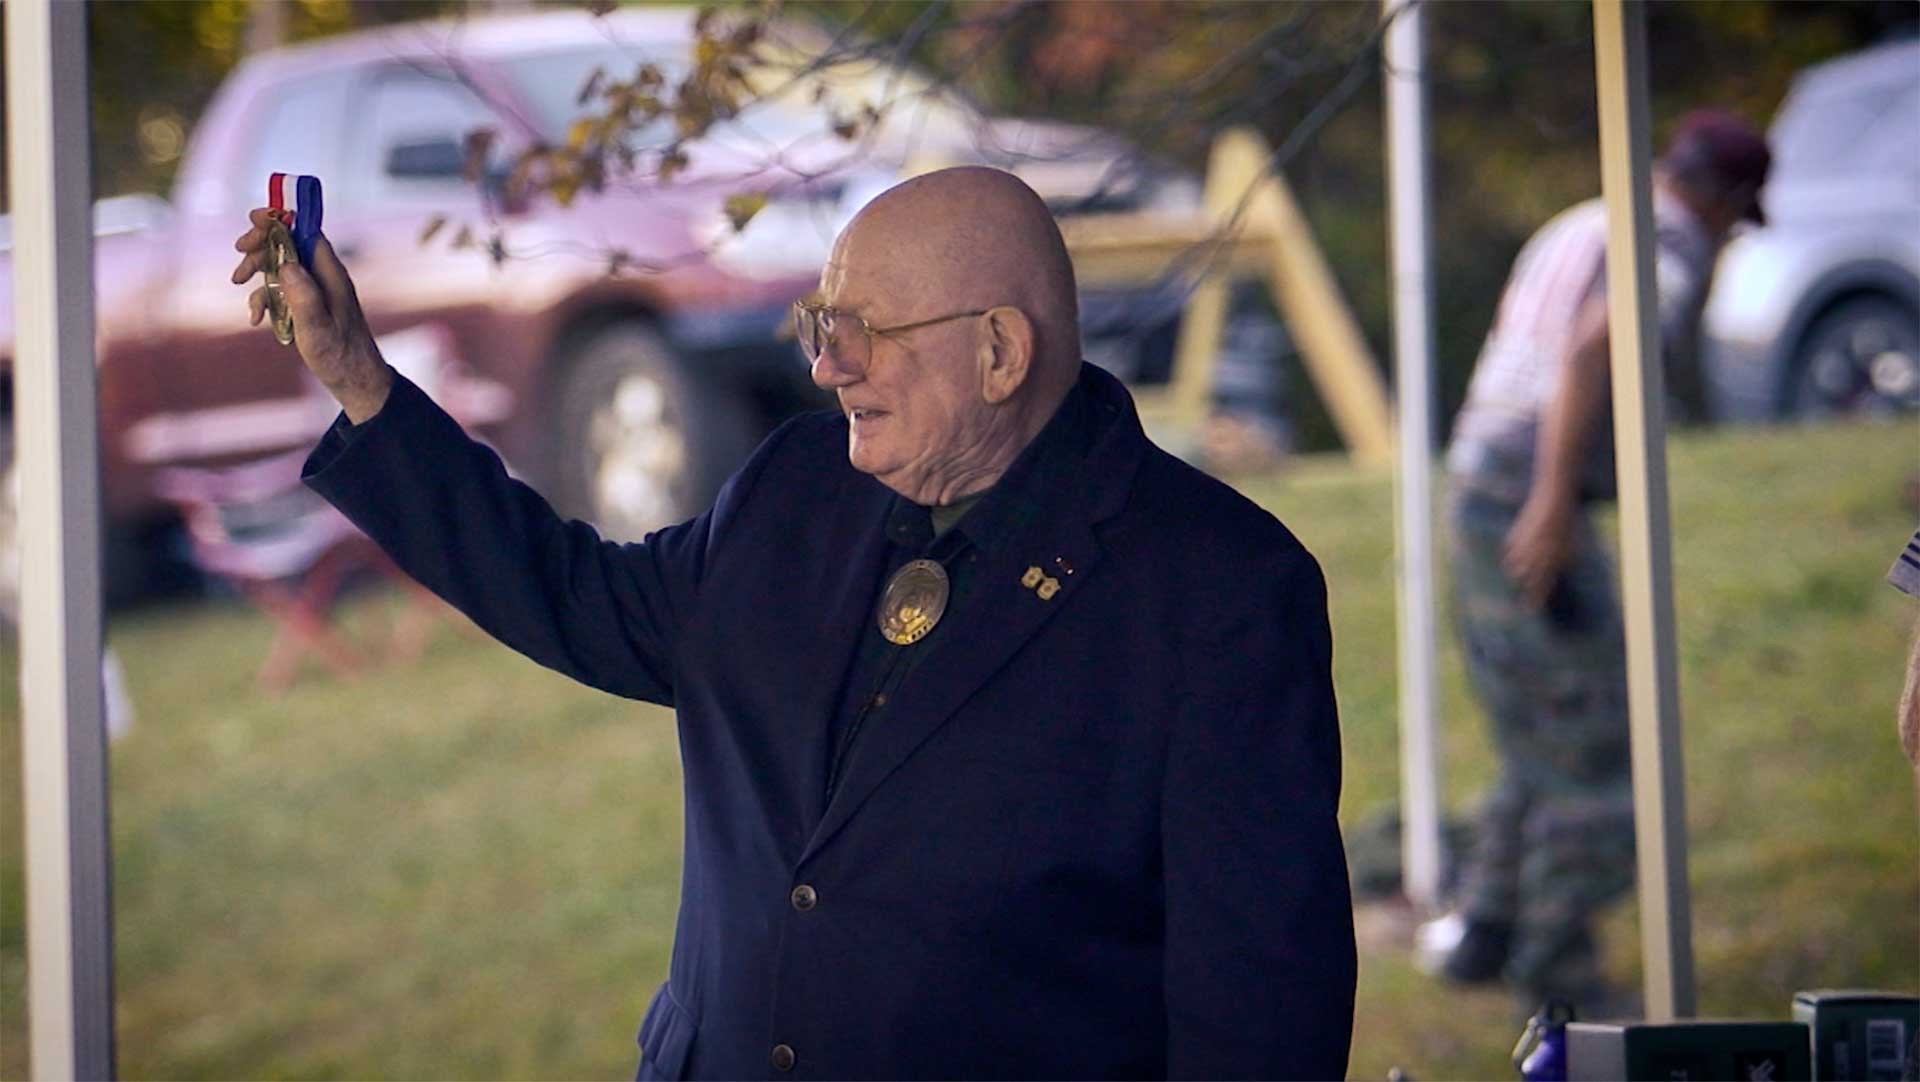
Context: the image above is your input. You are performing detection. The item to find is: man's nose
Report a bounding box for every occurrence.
[810,349,862,390]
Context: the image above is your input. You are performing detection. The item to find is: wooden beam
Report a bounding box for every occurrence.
[1059,129,1397,464]
[1594,0,1697,1022]
[1220,129,1397,466]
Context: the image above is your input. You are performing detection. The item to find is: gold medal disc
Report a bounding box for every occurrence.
[262,219,298,346]
[877,558,950,646]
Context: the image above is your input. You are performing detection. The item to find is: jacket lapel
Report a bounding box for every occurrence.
[777,471,896,832]
[800,493,1103,862]
[798,362,1150,861]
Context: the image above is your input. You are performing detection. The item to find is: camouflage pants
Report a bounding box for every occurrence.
[1448,488,1636,996]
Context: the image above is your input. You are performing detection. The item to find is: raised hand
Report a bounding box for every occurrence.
[232,207,393,423]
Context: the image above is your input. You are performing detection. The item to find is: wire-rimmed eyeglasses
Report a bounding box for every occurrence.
[793,298,991,374]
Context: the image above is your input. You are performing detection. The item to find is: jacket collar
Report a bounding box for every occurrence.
[1073,360,1152,524]
[800,361,1151,861]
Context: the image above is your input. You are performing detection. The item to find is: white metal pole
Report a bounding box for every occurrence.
[1383,0,1445,909]
[1591,0,1696,1021]
[7,0,118,1076]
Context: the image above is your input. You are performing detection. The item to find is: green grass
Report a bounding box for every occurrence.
[4,417,1918,1079]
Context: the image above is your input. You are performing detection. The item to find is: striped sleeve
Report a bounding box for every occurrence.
[1889,526,1920,599]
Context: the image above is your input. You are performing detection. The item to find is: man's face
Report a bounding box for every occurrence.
[810,241,993,503]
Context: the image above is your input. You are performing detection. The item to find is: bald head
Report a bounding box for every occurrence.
[809,167,1086,506]
[837,166,1081,401]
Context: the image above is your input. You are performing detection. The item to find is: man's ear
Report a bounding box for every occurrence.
[978,305,1034,405]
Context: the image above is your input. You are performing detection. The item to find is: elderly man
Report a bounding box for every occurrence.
[234,166,1354,1079]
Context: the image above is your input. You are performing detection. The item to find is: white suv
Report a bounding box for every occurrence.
[1703,37,1920,421]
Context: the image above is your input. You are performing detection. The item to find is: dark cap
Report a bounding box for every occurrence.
[1662,108,1772,224]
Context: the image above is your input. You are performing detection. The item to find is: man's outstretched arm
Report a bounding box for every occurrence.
[231,209,746,702]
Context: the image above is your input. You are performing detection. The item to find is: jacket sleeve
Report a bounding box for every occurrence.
[1160,543,1356,1080]
[302,372,782,705]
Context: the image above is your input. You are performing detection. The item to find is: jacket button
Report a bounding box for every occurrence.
[771,1043,796,1071]
[790,884,817,911]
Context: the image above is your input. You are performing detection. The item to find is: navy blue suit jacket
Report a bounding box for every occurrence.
[306,362,1355,1080]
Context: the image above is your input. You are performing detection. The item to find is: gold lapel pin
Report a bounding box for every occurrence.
[1021,564,1063,600]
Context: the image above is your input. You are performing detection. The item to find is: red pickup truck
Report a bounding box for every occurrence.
[4,8,845,594]
[0,6,1262,601]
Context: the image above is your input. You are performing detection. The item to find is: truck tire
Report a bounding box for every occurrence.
[1788,294,1920,419]
[550,325,754,542]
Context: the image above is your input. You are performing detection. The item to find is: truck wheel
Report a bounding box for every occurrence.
[1788,295,1920,419]
[550,325,753,542]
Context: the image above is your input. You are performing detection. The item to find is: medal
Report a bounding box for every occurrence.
[261,172,324,347]
[877,558,949,645]
[262,217,298,345]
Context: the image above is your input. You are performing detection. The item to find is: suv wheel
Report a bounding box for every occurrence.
[1789,295,1920,419]
[550,325,752,542]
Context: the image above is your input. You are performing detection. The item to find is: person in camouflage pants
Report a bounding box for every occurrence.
[1434,110,1770,1009]
[1446,489,1636,1001]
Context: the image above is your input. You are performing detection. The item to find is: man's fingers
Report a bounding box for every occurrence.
[277,257,327,323]
[231,250,264,285]
[1505,557,1543,608]
[234,207,278,252]
[308,233,357,304]
[237,209,335,344]
[1500,539,1548,610]
[1519,573,1550,610]
[1518,557,1557,610]
[1500,533,1524,573]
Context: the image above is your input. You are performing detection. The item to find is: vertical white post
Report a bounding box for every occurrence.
[8,0,118,1076]
[1592,0,1696,1021]
[1384,0,1444,908]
